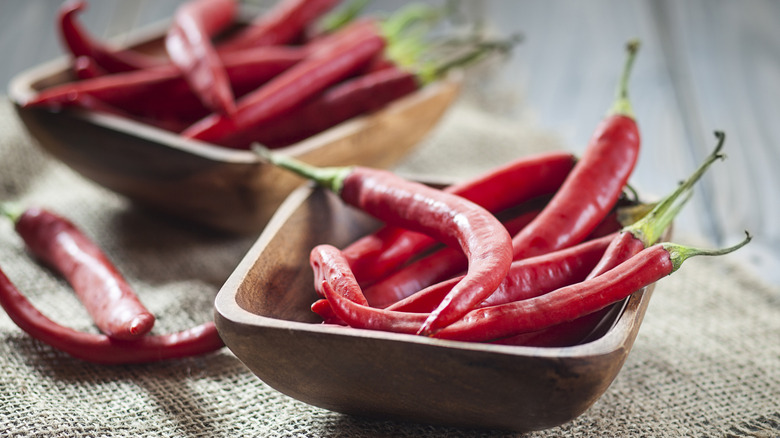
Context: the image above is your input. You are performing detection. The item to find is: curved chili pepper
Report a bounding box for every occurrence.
[320,235,751,342]
[257,148,514,336]
[217,0,341,52]
[2,206,154,341]
[510,40,641,262]
[165,0,238,116]
[363,209,540,308]
[0,267,223,365]
[344,152,575,287]
[182,22,386,146]
[58,0,160,72]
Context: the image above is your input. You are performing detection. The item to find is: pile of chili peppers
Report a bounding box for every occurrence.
[259,40,751,344]
[23,0,515,149]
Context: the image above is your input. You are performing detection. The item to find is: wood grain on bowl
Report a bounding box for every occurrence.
[214,183,661,432]
[7,24,460,234]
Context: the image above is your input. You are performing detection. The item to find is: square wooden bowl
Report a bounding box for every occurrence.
[214,182,658,432]
[7,22,460,234]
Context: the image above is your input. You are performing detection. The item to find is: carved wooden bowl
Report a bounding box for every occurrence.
[7,23,460,234]
[214,182,659,432]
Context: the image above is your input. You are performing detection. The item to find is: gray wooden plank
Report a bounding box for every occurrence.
[656,0,780,283]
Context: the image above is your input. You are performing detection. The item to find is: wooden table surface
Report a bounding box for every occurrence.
[1,0,778,286]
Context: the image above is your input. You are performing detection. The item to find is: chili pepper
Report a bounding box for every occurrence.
[1,205,154,341]
[225,35,517,149]
[223,66,421,149]
[509,40,641,262]
[24,46,305,125]
[385,233,617,313]
[314,202,634,323]
[344,152,575,287]
[320,234,751,342]
[364,209,541,308]
[312,208,542,322]
[58,0,161,72]
[310,244,369,306]
[361,191,627,308]
[182,22,386,146]
[216,0,341,52]
[257,147,514,336]
[516,131,726,348]
[0,266,223,364]
[72,56,105,80]
[490,303,623,347]
[587,131,727,280]
[165,0,238,116]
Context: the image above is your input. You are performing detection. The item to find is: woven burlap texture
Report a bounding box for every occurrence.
[0,94,778,437]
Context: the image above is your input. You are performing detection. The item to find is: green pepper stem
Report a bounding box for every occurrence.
[664,231,751,273]
[0,202,24,224]
[252,145,352,195]
[380,3,443,44]
[608,39,641,118]
[626,130,726,246]
[315,0,371,34]
[428,35,520,82]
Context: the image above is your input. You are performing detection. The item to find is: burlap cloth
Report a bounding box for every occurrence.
[1,83,778,437]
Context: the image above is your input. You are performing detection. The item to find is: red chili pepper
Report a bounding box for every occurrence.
[223,66,421,149]
[2,206,154,341]
[223,34,517,149]
[58,0,161,72]
[344,152,575,287]
[385,233,617,314]
[258,148,514,336]
[360,193,626,308]
[217,0,341,52]
[311,209,542,322]
[24,46,305,126]
[363,209,541,308]
[72,56,105,80]
[165,0,239,116]
[510,40,641,262]
[310,244,368,306]
[182,22,386,146]
[320,235,751,342]
[0,267,223,364]
[511,132,726,348]
[490,304,622,347]
[588,131,726,280]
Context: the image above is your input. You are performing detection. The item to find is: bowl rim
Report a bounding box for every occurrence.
[214,182,651,360]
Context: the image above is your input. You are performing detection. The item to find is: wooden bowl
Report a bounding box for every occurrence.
[214,183,660,432]
[7,23,460,234]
